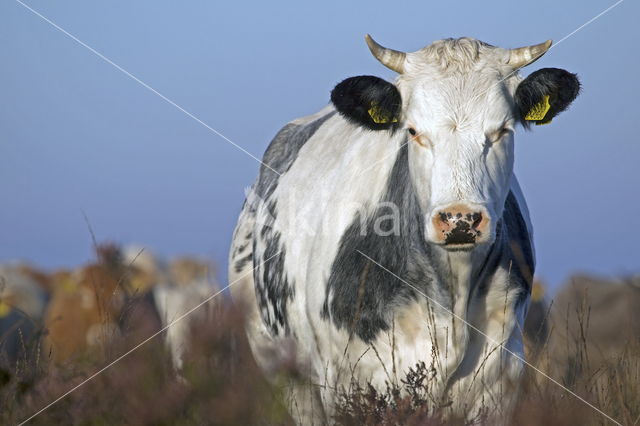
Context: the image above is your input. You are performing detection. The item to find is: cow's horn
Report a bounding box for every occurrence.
[365,34,406,74]
[508,40,553,69]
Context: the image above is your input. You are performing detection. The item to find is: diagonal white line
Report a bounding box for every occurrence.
[356,250,622,426]
[12,0,627,424]
[357,0,625,183]
[18,250,282,425]
[551,0,625,49]
[467,0,624,110]
[14,0,282,177]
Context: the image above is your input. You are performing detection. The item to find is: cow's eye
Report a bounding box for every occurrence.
[407,127,429,148]
[489,127,512,144]
[499,127,512,138]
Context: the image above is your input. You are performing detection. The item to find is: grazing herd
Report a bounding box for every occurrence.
[0,244,218,371]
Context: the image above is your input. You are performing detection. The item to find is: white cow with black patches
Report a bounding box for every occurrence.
[229,35,580,424]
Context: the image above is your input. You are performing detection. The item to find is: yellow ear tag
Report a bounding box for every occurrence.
[368,101,398,124]
[0,301,11,318]
[525,95,551,121]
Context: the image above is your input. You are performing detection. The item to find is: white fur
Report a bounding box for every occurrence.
[154,277,216,370]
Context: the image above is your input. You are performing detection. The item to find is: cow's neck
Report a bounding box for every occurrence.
[431,244,492,340]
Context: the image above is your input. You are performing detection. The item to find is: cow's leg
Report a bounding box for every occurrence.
[230,231,326,424]
[282,378,327,425]
[455,315,525,422]
[446,269,528,423]
[232,286,324,425]
[241,328,327,425]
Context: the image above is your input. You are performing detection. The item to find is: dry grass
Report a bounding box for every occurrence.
[0,302,292,425]
[1,277,638,425]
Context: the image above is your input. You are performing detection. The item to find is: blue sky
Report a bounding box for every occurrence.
[1,0,638,289]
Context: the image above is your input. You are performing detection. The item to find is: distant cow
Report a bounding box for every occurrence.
[0,264,47,320]
[0,264,48,366]
[43,264,124,363]
[122,246,165,295]
[153,258,218,370]
[230,35,580,423]
[43,244,217,370]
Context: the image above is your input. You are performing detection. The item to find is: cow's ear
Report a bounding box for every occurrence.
[515,68,581,126]
[331,76,402,130]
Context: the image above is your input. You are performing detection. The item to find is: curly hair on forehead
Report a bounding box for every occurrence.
[412,37,498,72]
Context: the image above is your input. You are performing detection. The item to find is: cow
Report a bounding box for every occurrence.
[121,247,219,370]
[229,35,580,423]
[153,258,218,370]
[0,264,48,367]
[43,244,160,364]
[43,264,124,363]
[0,264,47,321]
[122,245,165,295]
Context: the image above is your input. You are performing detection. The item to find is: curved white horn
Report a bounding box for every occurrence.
[365,34,406,74]
[508,40,553,68]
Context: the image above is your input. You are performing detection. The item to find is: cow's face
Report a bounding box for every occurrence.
[331,36,579,251]
[399,44,519,249]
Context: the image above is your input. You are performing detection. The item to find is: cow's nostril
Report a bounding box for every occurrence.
[471,213,483,230]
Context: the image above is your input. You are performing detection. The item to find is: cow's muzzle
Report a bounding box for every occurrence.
[428,204,492,250]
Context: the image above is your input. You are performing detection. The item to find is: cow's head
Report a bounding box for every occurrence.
[331,36,580,251]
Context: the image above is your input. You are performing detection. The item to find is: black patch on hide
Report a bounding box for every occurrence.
[321,143,437,343]
[502,191,535,293]
[254,202,294,336]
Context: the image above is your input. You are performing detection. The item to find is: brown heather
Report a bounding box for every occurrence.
[1,254,638,425]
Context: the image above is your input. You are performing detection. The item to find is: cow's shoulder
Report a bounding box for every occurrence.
[255,105,335,201]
